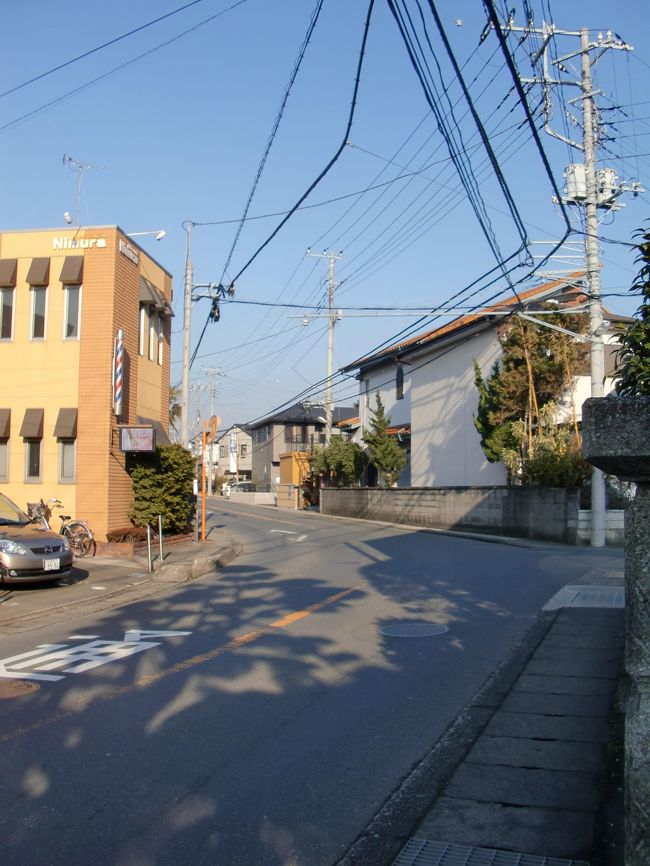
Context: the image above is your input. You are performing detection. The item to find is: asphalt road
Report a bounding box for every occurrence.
[0,500,623,866]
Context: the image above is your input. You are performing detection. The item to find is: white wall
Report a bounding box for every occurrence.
[409,330,506,487]
[359,363,411,431]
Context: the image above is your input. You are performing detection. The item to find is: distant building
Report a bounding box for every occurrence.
[211,424,252,482]
[0,225,173,539]
[249,403,356,491]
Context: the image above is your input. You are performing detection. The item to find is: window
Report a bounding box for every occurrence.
[139,306,147,356]
[220,445,226,458]
[30,287,47,340]
[396,366,404,400]
[25,440,41,481]
[148,312,156,361]
[64,285,81,339]
[0,440,7,481]
[59,439,76,482]
[158,315,164,365]
[240,443,247,458]
[0,288,14,340]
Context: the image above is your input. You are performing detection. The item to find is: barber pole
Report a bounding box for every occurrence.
[113,329,124,417]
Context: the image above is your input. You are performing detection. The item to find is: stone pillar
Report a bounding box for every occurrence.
[582,396,650,866]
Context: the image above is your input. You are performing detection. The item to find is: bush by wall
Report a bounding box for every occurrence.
[127,444,195,534]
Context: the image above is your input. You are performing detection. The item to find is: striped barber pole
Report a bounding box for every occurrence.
[113,329,124,417]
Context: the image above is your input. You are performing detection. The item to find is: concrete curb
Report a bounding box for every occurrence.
[152,541,243,582]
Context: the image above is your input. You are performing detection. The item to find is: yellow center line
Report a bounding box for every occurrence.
[1,585,363,742]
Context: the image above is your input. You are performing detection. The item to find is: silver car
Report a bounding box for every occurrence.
[0,493,73,584]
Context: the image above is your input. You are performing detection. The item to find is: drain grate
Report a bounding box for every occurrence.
[543,584,624,611]
[394,838,589,866]
[571,589,624,607]
[380,622,449,638]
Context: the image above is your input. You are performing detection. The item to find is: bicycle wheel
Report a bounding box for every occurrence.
[66,523,94,558]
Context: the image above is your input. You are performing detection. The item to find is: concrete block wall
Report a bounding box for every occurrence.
[320,486,580,544]
[577,509,625,546]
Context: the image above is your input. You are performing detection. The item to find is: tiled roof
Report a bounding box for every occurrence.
[343,272,588,371]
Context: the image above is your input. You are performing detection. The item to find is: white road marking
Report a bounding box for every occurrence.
[0,630,192,683]
[123,629,191,642]
[270,530,297,535]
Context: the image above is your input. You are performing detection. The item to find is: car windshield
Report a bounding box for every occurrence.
[0,493,29,525]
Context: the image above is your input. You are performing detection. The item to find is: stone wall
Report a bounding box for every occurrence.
[320,486,580,544]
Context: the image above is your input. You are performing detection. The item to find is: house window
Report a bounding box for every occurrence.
[139,306,147,356]
[158,314,164,365]
[0,440,7,481]
[59,440,76,482]
[220,445,226,458]
[240,443,247,458]
[149,312,156,361]
[396,366,404,400]
[64,285,81,339]
[30,287,47,340]
[25,440,41,481]
[0,288,14,340]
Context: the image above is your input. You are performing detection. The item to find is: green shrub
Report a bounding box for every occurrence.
[106,526,149,543]
[615,225,650,396]
[127,444,195,534]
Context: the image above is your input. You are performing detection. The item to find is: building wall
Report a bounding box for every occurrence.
[212,425,253,478]
[0,227,172,539]
[359,364,411,431]
[409,329,507,487]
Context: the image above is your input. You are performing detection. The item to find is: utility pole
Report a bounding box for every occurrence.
[202,366,223,494]
[181,221,193,449]
[497,18,636,547]
[307,250,342,443]
[580,27,607,547]
[181,220,234,450]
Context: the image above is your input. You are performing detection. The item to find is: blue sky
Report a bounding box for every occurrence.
[2,0,649,432]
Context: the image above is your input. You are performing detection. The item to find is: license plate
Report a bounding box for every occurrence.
[43,559,60,571]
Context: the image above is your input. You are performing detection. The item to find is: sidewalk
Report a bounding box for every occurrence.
[0,533,240,634]
[342,562,626,866]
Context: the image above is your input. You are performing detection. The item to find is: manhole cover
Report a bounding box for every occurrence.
[380,622,449,638]
[0,680,40,699]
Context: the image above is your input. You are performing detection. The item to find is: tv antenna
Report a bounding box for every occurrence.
[63,154,104,226]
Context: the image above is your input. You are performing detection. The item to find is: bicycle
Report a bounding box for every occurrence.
[29,498,95,558]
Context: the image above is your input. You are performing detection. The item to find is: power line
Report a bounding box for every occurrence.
[1,0,237,99]
[189,0,377,369]
[0,0,248,134]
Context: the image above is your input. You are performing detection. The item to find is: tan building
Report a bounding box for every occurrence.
[0,225,174,540]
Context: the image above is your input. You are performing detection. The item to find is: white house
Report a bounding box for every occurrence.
[342,273,630,487]
[211,424,252,482]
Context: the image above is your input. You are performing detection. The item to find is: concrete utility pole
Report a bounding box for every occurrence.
[180,221,234,451]
[181,221,193,449]
[580,27,607,547]
[202,366,223,494]
[307,250,342,443]
[500,18,635,547]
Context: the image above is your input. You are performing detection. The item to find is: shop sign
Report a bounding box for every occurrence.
[53,236,107,250]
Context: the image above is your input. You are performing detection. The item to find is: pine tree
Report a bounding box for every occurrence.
[363,394,407,487]
[616,225,650,396]
[473,303,589,485]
